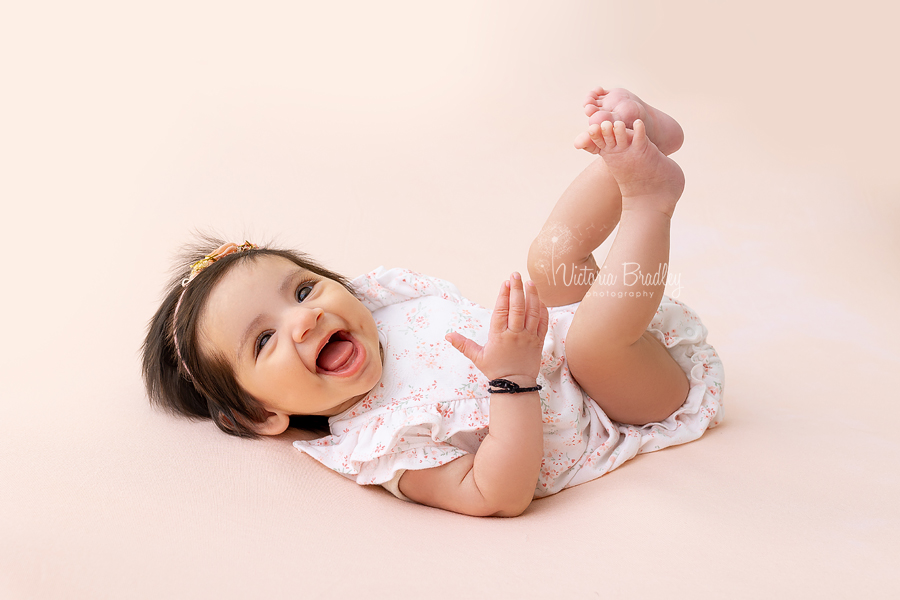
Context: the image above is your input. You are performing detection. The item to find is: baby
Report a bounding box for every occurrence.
[142,87,724,517]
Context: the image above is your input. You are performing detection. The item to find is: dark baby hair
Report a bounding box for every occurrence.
[141,235,356,439]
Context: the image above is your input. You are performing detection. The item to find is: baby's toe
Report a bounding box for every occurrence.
[574,130,600,153]
[612,121,629,147]
[599,121,617,147]
[586,86,608,101]
[587,123,608,151]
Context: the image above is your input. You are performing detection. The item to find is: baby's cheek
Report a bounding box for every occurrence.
[370,360,383,385]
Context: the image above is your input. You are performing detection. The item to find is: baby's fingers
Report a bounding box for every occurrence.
[489,278,510,335]
[507,272,526,332]
[445,331,484,366]
[537,298,549,342]
[524,280,545,335]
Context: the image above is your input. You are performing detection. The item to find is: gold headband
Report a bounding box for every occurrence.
[181,241,257,288]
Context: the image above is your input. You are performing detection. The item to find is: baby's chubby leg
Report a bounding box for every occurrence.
[565,119,689,425]
[527,86,683,308]
[526,157,621,307]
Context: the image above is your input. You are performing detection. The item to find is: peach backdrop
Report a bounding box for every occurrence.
[2,0,898,597]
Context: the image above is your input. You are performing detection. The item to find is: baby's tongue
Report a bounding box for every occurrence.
[317,339,354,372]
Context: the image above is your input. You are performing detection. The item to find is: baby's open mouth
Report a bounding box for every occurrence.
[316,331,358,373]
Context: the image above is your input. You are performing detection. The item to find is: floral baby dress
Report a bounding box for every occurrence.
[294,267,724,501]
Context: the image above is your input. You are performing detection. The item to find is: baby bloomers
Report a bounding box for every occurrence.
[294,267,724,501]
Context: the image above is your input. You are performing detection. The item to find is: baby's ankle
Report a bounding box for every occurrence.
[620,199,677,220]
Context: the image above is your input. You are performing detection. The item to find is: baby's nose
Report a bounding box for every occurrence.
[290,307,324,343]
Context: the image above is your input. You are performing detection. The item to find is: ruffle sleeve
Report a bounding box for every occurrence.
[351,266,469,311]
[293,395,490,486]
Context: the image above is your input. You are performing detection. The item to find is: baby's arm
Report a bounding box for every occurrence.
[399,374,542,516]
[398,274,548,517]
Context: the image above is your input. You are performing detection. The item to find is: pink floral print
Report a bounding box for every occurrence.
[293,268,724,499]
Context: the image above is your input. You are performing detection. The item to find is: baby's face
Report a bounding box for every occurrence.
[201,255,382,432]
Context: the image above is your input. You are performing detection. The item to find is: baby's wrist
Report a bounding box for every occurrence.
[489,375,539,390]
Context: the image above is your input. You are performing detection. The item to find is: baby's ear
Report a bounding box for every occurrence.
[252,411,290,436]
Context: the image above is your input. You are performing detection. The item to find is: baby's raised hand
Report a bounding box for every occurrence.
[445,273,549,381]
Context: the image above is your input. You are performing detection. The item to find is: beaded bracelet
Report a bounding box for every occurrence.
[488,378,542,394]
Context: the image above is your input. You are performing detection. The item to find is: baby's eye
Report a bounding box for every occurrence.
[255,332,272,357]
[296,282,315,302]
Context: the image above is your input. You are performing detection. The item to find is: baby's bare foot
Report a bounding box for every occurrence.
[588,119,684,217]
[575,87,684,156]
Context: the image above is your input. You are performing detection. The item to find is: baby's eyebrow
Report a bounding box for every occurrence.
[236,268,306,361]
[237,313,266,362]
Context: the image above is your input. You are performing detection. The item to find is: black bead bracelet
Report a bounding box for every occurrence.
[488,378,542,394]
